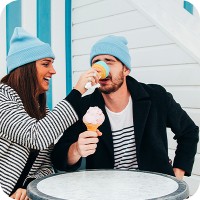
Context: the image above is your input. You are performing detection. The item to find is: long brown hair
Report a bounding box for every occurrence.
[1,62,46,120]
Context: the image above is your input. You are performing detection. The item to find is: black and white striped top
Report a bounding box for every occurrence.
[112,126,138,169]
[105,96,138,170]
[0,83,80,195]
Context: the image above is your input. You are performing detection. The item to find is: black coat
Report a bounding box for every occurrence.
[51,76,199,176]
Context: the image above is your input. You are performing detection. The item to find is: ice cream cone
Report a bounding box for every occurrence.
[92,64,107,79]
[92,61,110,79]
[83,106,105,134]
[85,123,100,131]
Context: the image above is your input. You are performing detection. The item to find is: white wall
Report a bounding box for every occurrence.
[72,0,200,195]
[0,9,7,78]
[0,0,67,107]
[175,0,200,18]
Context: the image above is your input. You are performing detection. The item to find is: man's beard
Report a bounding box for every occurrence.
[99,71,124,94]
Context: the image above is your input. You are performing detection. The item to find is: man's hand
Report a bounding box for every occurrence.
[10,188,29,200]
[173,168,185,180]
[68,130,102,165]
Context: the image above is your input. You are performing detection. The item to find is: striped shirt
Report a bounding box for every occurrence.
[112,126,138,169]
[0,83,79,195]
[105,96,138,170]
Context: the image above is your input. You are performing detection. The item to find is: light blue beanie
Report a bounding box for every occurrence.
[90,35,131,70]
[7,27,55,73]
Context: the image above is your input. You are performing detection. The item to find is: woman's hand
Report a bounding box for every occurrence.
[74,69,99,94]
[10,188,29,200]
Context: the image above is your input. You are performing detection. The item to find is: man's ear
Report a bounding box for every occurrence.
[124,66,130,76]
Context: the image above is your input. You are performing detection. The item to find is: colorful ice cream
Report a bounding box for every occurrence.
[83,106,105,131]
[92,61,110,79]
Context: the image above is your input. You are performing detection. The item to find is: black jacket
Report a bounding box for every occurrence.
[51,76,199,176]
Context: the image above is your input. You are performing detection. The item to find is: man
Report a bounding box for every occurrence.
[51,35,199,179]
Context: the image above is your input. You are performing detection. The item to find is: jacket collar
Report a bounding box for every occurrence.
[126,76,151,154]
[126,76,150,100]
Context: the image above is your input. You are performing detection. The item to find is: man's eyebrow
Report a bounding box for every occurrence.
[104,58,116,62]
[92,59,100,64]
[92,58,116,64]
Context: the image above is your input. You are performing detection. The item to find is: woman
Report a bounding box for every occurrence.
[0,27,98,200]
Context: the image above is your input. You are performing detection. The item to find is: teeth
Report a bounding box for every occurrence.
[44,77,50,81]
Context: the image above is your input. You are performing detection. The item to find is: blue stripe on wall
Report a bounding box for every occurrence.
[37,0,52,109]
[65,0,72,95]
[184,1,193,14]
[6,0,21,55]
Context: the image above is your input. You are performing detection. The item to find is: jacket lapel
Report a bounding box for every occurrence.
[133,99,151,153]
[127,77,151,154]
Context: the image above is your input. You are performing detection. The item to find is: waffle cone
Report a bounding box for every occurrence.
[85,123,100,131]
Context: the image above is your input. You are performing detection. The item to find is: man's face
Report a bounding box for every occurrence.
[92,55,128,94]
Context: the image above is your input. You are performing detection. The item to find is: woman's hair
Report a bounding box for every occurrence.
[1,62,46,120]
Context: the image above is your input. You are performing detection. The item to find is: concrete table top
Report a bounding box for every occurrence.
[27,170,189,200]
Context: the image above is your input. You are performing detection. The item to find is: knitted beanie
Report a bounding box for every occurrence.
[7,27,55,73]
[90,35,131,70]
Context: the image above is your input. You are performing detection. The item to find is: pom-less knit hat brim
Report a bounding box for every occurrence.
[7,27,55,73]
[7,44,55,72]
[90,35,131,70]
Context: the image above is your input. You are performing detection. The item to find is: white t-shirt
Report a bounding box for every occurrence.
[105,96,138,170]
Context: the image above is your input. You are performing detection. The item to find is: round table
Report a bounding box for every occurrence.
[27,170,189,200]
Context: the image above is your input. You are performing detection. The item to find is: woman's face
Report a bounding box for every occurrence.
[36,58,56,94]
